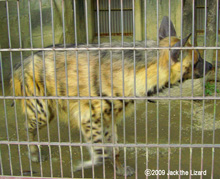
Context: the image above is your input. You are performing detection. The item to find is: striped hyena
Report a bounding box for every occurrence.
[11,16,212,176]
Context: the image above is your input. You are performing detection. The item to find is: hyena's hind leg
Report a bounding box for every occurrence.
[25,99,54,162]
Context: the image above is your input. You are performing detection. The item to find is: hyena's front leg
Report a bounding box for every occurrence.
[74,101,134,176]
[74,115,109,171]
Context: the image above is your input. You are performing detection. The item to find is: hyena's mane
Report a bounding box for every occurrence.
[69,41,158,71]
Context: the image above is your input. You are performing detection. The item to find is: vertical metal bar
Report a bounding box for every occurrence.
[201,1,208,177]
[50,0,61,177]
[51,0,62,175]
[7,0,23,176]
[167,1,171,179]
[212,0,219,178]
[179,0,184,178]
[189,148,192,179]
[27,1,44,175]
[0,145,3,175]
[97,0,101,45]
[5,0,14,175]
[132,0,138,178]
[0,49,4,177]
[72,0,84,177]
[63,1,73,178]
[191,0,195,97]
[59,0,70,177]
[121,0,124,44]
[60,0,71,177]
[144,1,149,178]
[156,1,159,179]
[47,0,55,177]
[109,0,112,45]
[134,100,138,179]
[39,1,53,177]
[211,147,215,179]
[120,0,125,123]
[84,0,95,178]
[39,0,44,48]
[0,51,11,176]
[132,0,136,95]
[27,0,36,96]
[107,1,116,178]
[112,0,114,34]
[14,1,26,176]
[96,0,106,178]
[121,1,127,178]
[190,1,195,178]
[85,0,91,93]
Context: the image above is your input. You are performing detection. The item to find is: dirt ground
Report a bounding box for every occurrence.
[0,53,220,178]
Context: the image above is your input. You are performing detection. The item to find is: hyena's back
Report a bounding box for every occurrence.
[13,41,156,98]
[13,51,97,98]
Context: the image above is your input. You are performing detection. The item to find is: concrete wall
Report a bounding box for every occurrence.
[0,0,88,50]
[140,0,181,41]
[0,0,216,48]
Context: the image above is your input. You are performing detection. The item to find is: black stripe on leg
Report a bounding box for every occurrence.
[36,99,43,108]
[102,93,112,107]
[27,104,36,114]
[94,139,102,143]
[105,132,108,136]
[95,149,103,154]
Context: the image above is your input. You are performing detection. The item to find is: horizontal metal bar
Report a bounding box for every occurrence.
[94,8,132,11]
[94,8,132,12]
[0,140,219,148]
[0,177,67,179]
[95,33,133,36]
[1,96,220,100]
[1,46,220,52]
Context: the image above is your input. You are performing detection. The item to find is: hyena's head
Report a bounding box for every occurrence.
[159,16,212,80]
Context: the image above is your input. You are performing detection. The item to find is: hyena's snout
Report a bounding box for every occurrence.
[194,58,213,78]
[205,61,213,73]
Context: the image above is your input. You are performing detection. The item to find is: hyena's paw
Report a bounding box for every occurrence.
[29,151,46,162]
[73,159,102,172]
[116,164,135,177]
[29,145,46,162]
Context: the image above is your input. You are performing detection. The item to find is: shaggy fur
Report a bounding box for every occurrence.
[11,16,212,176]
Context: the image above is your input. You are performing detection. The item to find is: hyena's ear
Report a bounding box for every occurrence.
[171,33,192,62]
[159,16,176,40]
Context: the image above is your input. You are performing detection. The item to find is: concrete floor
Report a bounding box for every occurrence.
[0,53,220,178]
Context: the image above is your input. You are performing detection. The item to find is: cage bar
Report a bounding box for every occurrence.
[0,0,219,178]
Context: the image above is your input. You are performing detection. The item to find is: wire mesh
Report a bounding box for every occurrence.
[0,0,219,179]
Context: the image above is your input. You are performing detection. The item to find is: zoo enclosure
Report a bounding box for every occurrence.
[0,0,220,178]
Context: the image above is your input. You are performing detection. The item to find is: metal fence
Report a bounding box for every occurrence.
[94,0,133,36]
[0,0,220,178]
[196,0,220,32]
